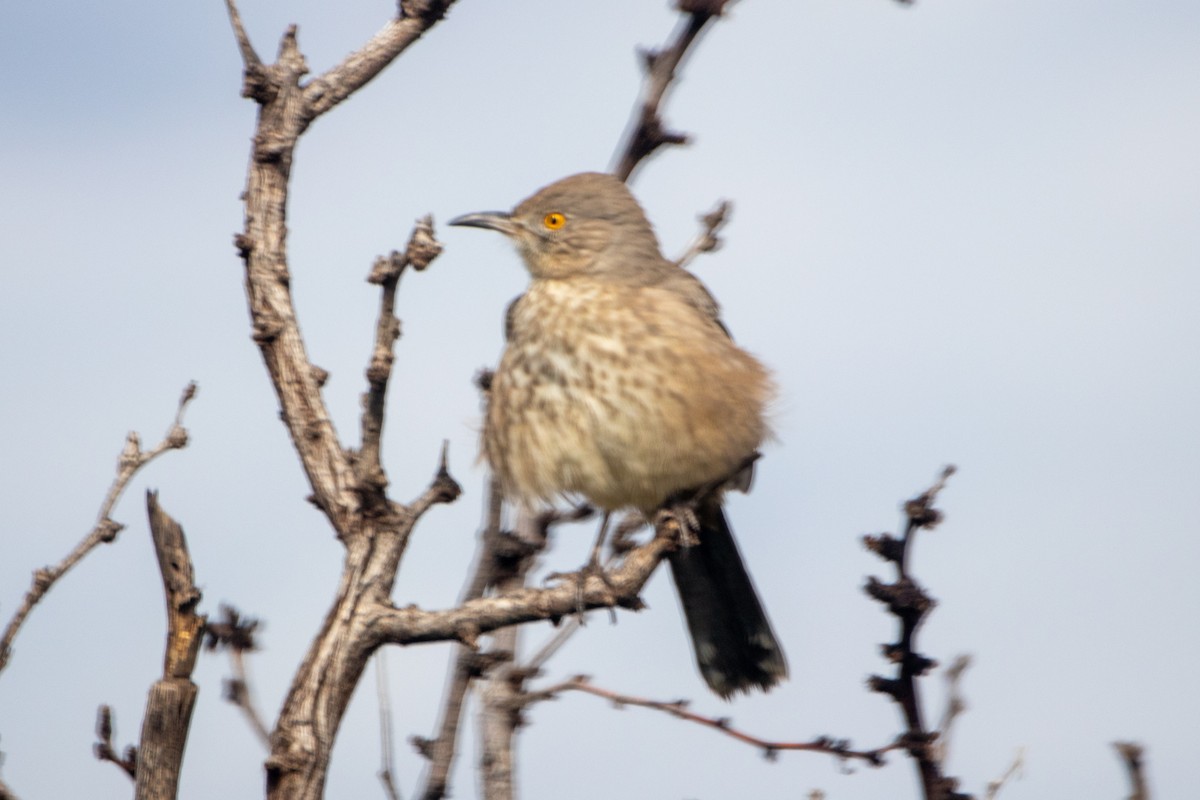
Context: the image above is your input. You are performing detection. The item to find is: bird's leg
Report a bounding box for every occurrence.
[546,512,616,616]
[586,511,612,572]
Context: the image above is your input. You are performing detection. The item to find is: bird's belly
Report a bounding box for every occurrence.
[485,288,769,512]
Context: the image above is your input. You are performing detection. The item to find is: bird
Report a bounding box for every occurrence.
[450,172,787,698]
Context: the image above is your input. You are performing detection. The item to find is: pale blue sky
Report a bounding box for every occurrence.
[2,1,1198,798]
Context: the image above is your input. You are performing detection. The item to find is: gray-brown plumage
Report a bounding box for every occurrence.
[451,172,787,698]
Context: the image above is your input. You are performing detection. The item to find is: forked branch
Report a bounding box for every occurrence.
[0,383,196,675]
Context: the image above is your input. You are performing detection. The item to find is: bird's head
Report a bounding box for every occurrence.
[450,172,663,280]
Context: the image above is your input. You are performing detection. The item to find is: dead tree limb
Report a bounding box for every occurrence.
[0,383,196,675]
[131,493,206,800]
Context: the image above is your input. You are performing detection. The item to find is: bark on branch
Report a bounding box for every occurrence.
[369,522,675,648]
[132,493,205,800]
[223,3,460,796]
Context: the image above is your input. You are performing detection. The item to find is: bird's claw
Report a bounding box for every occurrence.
[655,504,702,547]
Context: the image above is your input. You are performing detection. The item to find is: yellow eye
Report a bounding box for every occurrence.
[543,212,566,230]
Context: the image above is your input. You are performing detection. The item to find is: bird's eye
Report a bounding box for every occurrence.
[543,212,566,230]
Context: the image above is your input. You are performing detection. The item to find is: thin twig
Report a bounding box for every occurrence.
[933,654,972,765]
[360,216,444,497]
[522,618,583,673]
[0,744,13,800]
[0,383,197,675]
[408,441,463,522]
[1113,742,1149,800]
[531,676,900,766]
[228,649,272,749]
[93,706,137,780]
[302,1,458,119]
[674,200,731,270]
[204,605,270,749]
[611,0,735,182]
[983,748,1025,800]
[375,650,401,800]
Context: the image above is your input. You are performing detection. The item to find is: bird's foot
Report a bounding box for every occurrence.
[654,503,702,548]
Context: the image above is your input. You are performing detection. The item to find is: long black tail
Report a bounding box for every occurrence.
[667,497,788,698]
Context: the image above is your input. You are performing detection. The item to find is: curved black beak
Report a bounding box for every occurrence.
[448,211,519,237]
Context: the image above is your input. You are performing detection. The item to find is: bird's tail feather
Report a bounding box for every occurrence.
[667,497,788,698]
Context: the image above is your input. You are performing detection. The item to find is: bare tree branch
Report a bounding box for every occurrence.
[933,654,971,765]
[133,493,205,800]
[408,442,463,522]
[303,1,456,121]
[0,383,196,675]
[864,465,971,800]
[477,627,520,800]
[983,748,1025,800]
[0,741,15,800]
[369,522,676,648]
[414,477,504,800]
[1114,742,1149,800]
[94,706,137,780]
[674,199,731,270]
[414,493,597,800]
[222,2,463,793]
[374,651,401,800]
[361,217,445,495]
[611,0,736,182]
[528,676,900,766]
[476,550,531,800]
[204,605,270,749]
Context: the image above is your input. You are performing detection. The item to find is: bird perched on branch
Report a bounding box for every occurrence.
[450,172,787,698]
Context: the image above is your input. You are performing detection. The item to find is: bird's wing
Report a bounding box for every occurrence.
[654,267,733,339]
[503,293,524,341]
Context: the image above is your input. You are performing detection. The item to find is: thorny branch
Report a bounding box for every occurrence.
[864,465,971,800]
[0,383,197,675]
[529,676,901,766]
